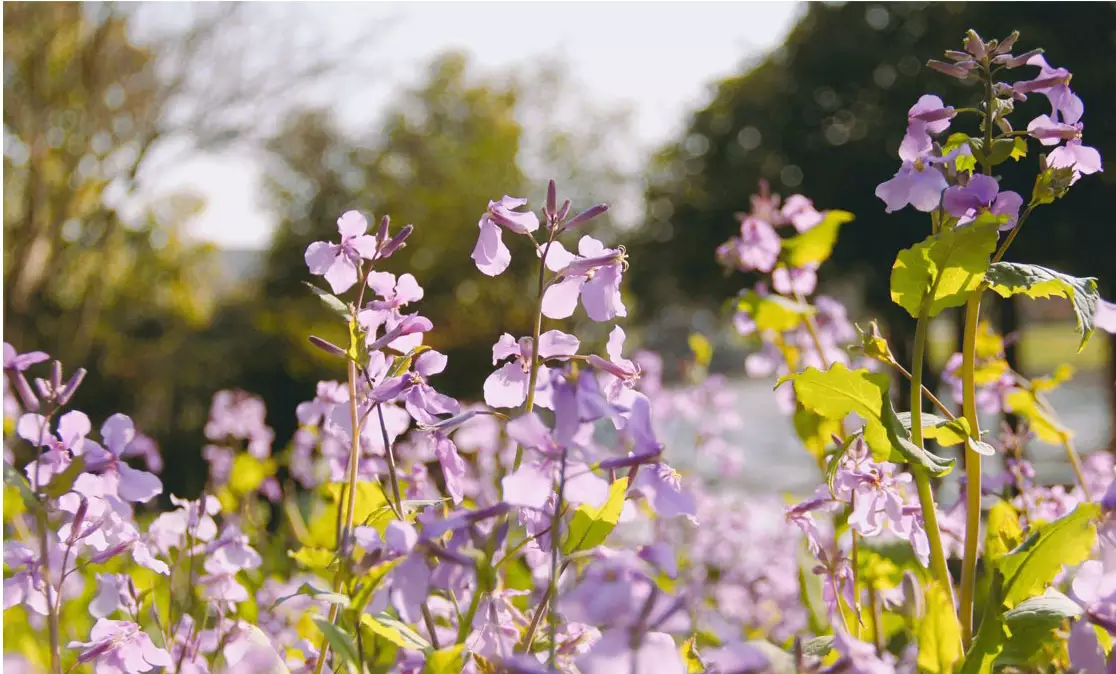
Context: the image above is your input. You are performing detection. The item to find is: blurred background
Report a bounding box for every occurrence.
[5,2,1116,499]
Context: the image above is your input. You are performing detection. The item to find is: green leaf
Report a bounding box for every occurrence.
[563,477,628,554]
[422,645,465,674]
[984,262,1099,350]
[825,434,857,495]
[1010,137,1028,161]
[360,614,429,652]
[288,546,335,571]
[998,503,1099,608]
[304,282,351,318]
[681,636,705,674]
[890,218,1000,318]
[1032,165,1077,205]
[313,619,361,674]
[895,412,971,447]
[985,501,1024,561]
[4,462,40,513]
[272,583,350,610]
[303,481,393,549]
[1004,389,1072,445]
[228,453,277,496]
[688,333,713,368]
[960,573,1008,674]
[780,210,855,267]
[998,589,1082,667]
[736,291,816,332]
[779,364,953,476]
[918,581,963,674]
[41,455,86,499]
[985,138,1021,166]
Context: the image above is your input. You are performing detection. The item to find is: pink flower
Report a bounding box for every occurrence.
[471,196,540,277]
[483,330,579,409]
[69,618,172,674]
[541,236,628,322]
[899,95,956,162]
[304,210,379,294]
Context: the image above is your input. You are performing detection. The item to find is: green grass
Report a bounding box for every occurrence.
[927,319,1109,375]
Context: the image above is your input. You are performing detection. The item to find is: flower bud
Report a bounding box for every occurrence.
[367,315,433,352]
[562,203,609,232]
[546,179,558,220]
[557,199,572,223]
[308,336,347,358]
[964,29,987,58]
[50,361,63,392]
[90,542,131,564]
[379,224,413,259]
[995,31,1020,55]
[996,47,1043,69]
[377,214,391,244]
[34,378,52,401]
[11,370,40,412]
[944,50,970,62]
[68,497,90,543]
[928,59,976,80]
[56,368,86,406]
[77,640,114,663]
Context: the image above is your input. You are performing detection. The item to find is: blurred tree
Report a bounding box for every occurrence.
[627,3,1116,434]
[250,51,636,450]
[3,3,378,494]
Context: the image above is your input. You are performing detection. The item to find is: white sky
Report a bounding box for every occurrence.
[147,2,804,249]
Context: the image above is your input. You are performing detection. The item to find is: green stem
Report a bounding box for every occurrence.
[909,303,954,602]
[456,587,483,644]
[547,449,568,668]
[377,403,404,517]
[513,236,555,471]
[959,294,984,647]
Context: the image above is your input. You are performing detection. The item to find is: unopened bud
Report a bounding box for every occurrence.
[69,497,90,543]
[50,361,63,392]
[996,31,1020,55]
[90,542,130,564]
[964,29,987,58]
[996,47,1042,69]
[56,368,86,406]
[376,214,391,244]
[379,224,413,259]
[546,180,558,220]
[308,336,347,358]
[11,370,40,412]
[557,199,572,222]
[366,315,433,352]
[34,378,52,400]
[77,640,114,663]
[562,203,609,232]
[928,59,976,80]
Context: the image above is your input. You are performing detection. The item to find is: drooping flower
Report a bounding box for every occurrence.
[899,95,956,162]
[471,196,540,277]
[875,159,949,213]
[942,174,1024,230]
[83,414,163,503]
[305,210,380,294]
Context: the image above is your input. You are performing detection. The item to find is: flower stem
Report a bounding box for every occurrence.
[959,293,984,647]
[909,302,955,607]
[547,449,568,668]
[514,237,555,471]
[377,403,404,517]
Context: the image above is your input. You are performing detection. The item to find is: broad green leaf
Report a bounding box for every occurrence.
[737,291,816,333]
[688,333,713,368]
[793,407,842,468]
[1032,165,1077,205]
[998,589,1081,667]
[303,481,392,549]
[229,454,277,496]
[312,619,361,674]
[41,455,87,499]
[780,210,855,267]
[998,503,1099,608]
[361,613,430,651]
[984,262,1099,350]
[918,581,963,674]
[1010,137,1028,161]
[422,645,465,674]
[985,501,1024,561]
[304,282,351,318]
[890,218,1000,318]
[563,477,628,554]
[272,583,349,610]
[4,462,40,513]
[288,546,335,571]
[779,364,954,476]
[960,573,1008,674]
[681,636,704,674]
[1005,389,1071,445]
[895,412,971,447]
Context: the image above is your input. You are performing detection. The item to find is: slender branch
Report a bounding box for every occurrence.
[891,361,957,421]
[514,236,556,471]
[547,450,569,668]
[377,403,404,518]
[959,294,984,647]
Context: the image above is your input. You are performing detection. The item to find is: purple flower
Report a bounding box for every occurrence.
[899,95,956,162]
[90,573,138,618]
[541,236,628,322]
[69,618,172,674]
[304,210,379,294]
[772,264,818,296]
[632,462,696,521]
[780,194,824,232]
[471,196,540,277]
[3,343,48,372]
[942,174,1024,230]
[577,630,686,674]
[1049,139,1104,182]
[718,216,781,273]
[432,433,468,504]
[3,541,52,616]
[358,272,426,353]
[831,627,896,674]
[83,414,164,503]
[875,159,948,213]
[587,326,641,407]
[1016,54,1083,124]
[483,330,579,409]
[1028,113,1084,146]
[398,351,461,426]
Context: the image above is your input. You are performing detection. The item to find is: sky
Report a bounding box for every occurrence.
[142,2,804,249]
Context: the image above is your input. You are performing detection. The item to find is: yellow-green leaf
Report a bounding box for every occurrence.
[998,503,1099,609]
[303,481,392,549]
[780,210,854,267]
[736,291,816,333]
[564,477,628,554]
[890,218,1000,318]
[360,613,429,651]
[229,454,277,496]
[986,501,1023,561]
[288,546,335,571]
[423,645,465,674]
[1004,389,1071,445]
[779,364,954,476]
[918,580,963,674]
[688,333,713,368]
[681,635,705,674]
[984,262,1099,351]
